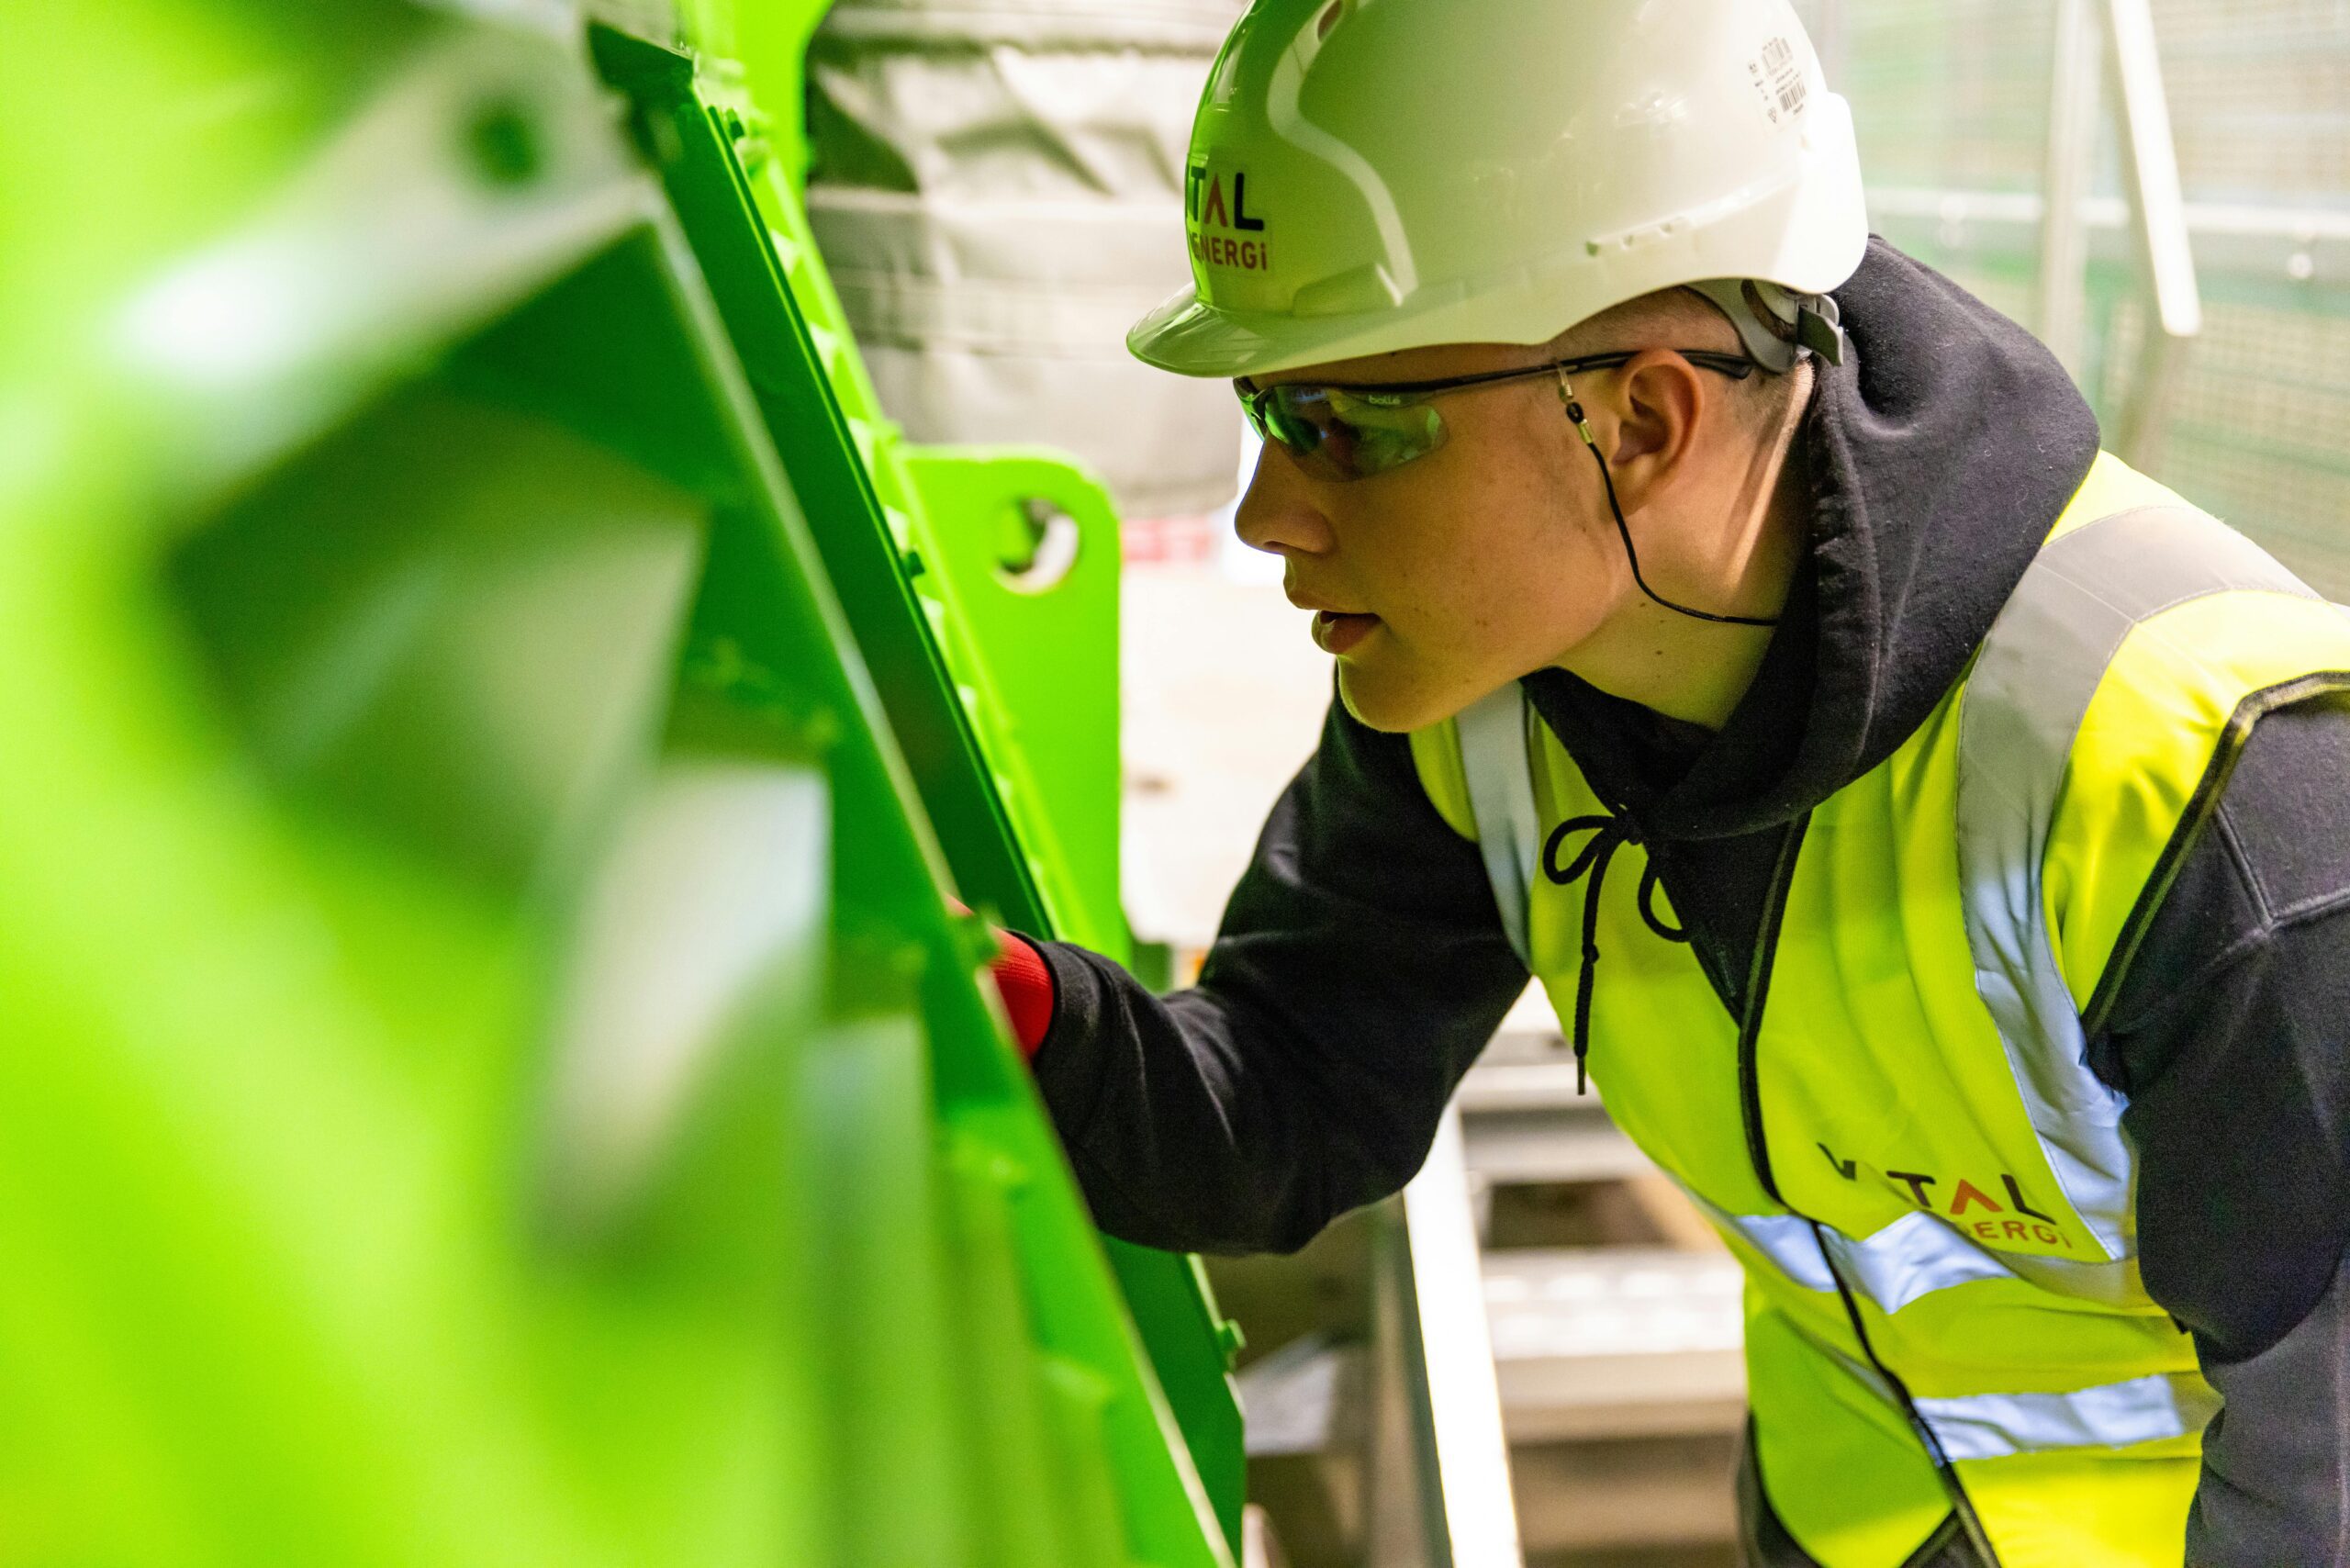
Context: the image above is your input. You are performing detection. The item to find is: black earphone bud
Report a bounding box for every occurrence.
[1557,370,1782,631]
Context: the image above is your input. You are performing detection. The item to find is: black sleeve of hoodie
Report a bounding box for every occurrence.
[2091,693,2350,1566]
[1024,689,1528,1255]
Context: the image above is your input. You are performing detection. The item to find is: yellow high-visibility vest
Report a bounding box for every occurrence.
[1409,454,2350,1566]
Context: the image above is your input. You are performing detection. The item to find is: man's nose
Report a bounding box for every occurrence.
[1233,444,1337,557]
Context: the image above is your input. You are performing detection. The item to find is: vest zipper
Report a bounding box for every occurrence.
[1731,815,2005,1566]
[1815,1224,2004,1566]
[1735,815,1809,1204]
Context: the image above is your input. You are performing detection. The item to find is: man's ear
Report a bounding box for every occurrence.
[1605,350,1707,507]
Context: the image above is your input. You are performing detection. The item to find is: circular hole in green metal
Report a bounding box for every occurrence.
[997,498,1080,595]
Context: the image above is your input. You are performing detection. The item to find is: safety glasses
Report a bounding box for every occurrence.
[1235,349,1758,483]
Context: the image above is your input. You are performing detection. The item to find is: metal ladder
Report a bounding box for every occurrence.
[1291,989,1749,1568]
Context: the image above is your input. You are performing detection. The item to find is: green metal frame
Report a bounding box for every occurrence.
[584,16,1247,1548]
[718,39,1133,960]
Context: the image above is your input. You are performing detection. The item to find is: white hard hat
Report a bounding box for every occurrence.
[1128,0,1870,379]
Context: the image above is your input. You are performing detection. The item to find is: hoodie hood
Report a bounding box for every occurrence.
[1524,237,2104,842]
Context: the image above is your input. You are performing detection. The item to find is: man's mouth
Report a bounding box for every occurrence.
[1312,610,1382,656]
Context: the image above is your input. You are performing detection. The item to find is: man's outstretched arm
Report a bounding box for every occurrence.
[1019,689,1528,1255]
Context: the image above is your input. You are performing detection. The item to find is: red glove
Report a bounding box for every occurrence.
[987,928,1058,1058]
[948,897,1057,1058]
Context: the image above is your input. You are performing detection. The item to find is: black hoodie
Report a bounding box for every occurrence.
[1029,241,2350,1567]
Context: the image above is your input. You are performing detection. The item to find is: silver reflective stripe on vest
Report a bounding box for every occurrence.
[1716,1207,1840,1291]
[1825,1211,2146,1311]
[1458,682,1541,968]
[1827,1211,2027,1313]
[1687,1185,2143,1315]
[1759,1316,2220,1461]
[1956,504,2321,1260]
[1806,1339,2216,1460]
[1913,1372,2221,1462]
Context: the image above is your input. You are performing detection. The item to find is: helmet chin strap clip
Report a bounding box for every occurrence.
[1685,277,1848,375]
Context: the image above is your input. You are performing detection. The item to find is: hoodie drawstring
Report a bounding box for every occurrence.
[1542,812,1691,1093]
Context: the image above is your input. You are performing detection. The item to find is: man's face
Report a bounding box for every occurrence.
[1235,342,1632,734]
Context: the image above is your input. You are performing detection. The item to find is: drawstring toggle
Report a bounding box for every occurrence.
[1540,811,1691,1094]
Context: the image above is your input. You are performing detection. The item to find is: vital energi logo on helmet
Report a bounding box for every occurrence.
[1186,161,1271,275]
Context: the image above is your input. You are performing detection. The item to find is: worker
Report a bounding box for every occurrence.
[980,2,2350,1562]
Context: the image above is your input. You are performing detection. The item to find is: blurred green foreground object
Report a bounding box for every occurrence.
[0,0,1237,1562]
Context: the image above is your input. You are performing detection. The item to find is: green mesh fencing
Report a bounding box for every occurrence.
[1794,0,2350,594]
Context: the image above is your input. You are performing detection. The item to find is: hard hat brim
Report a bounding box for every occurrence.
[1125,286,1342,380]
